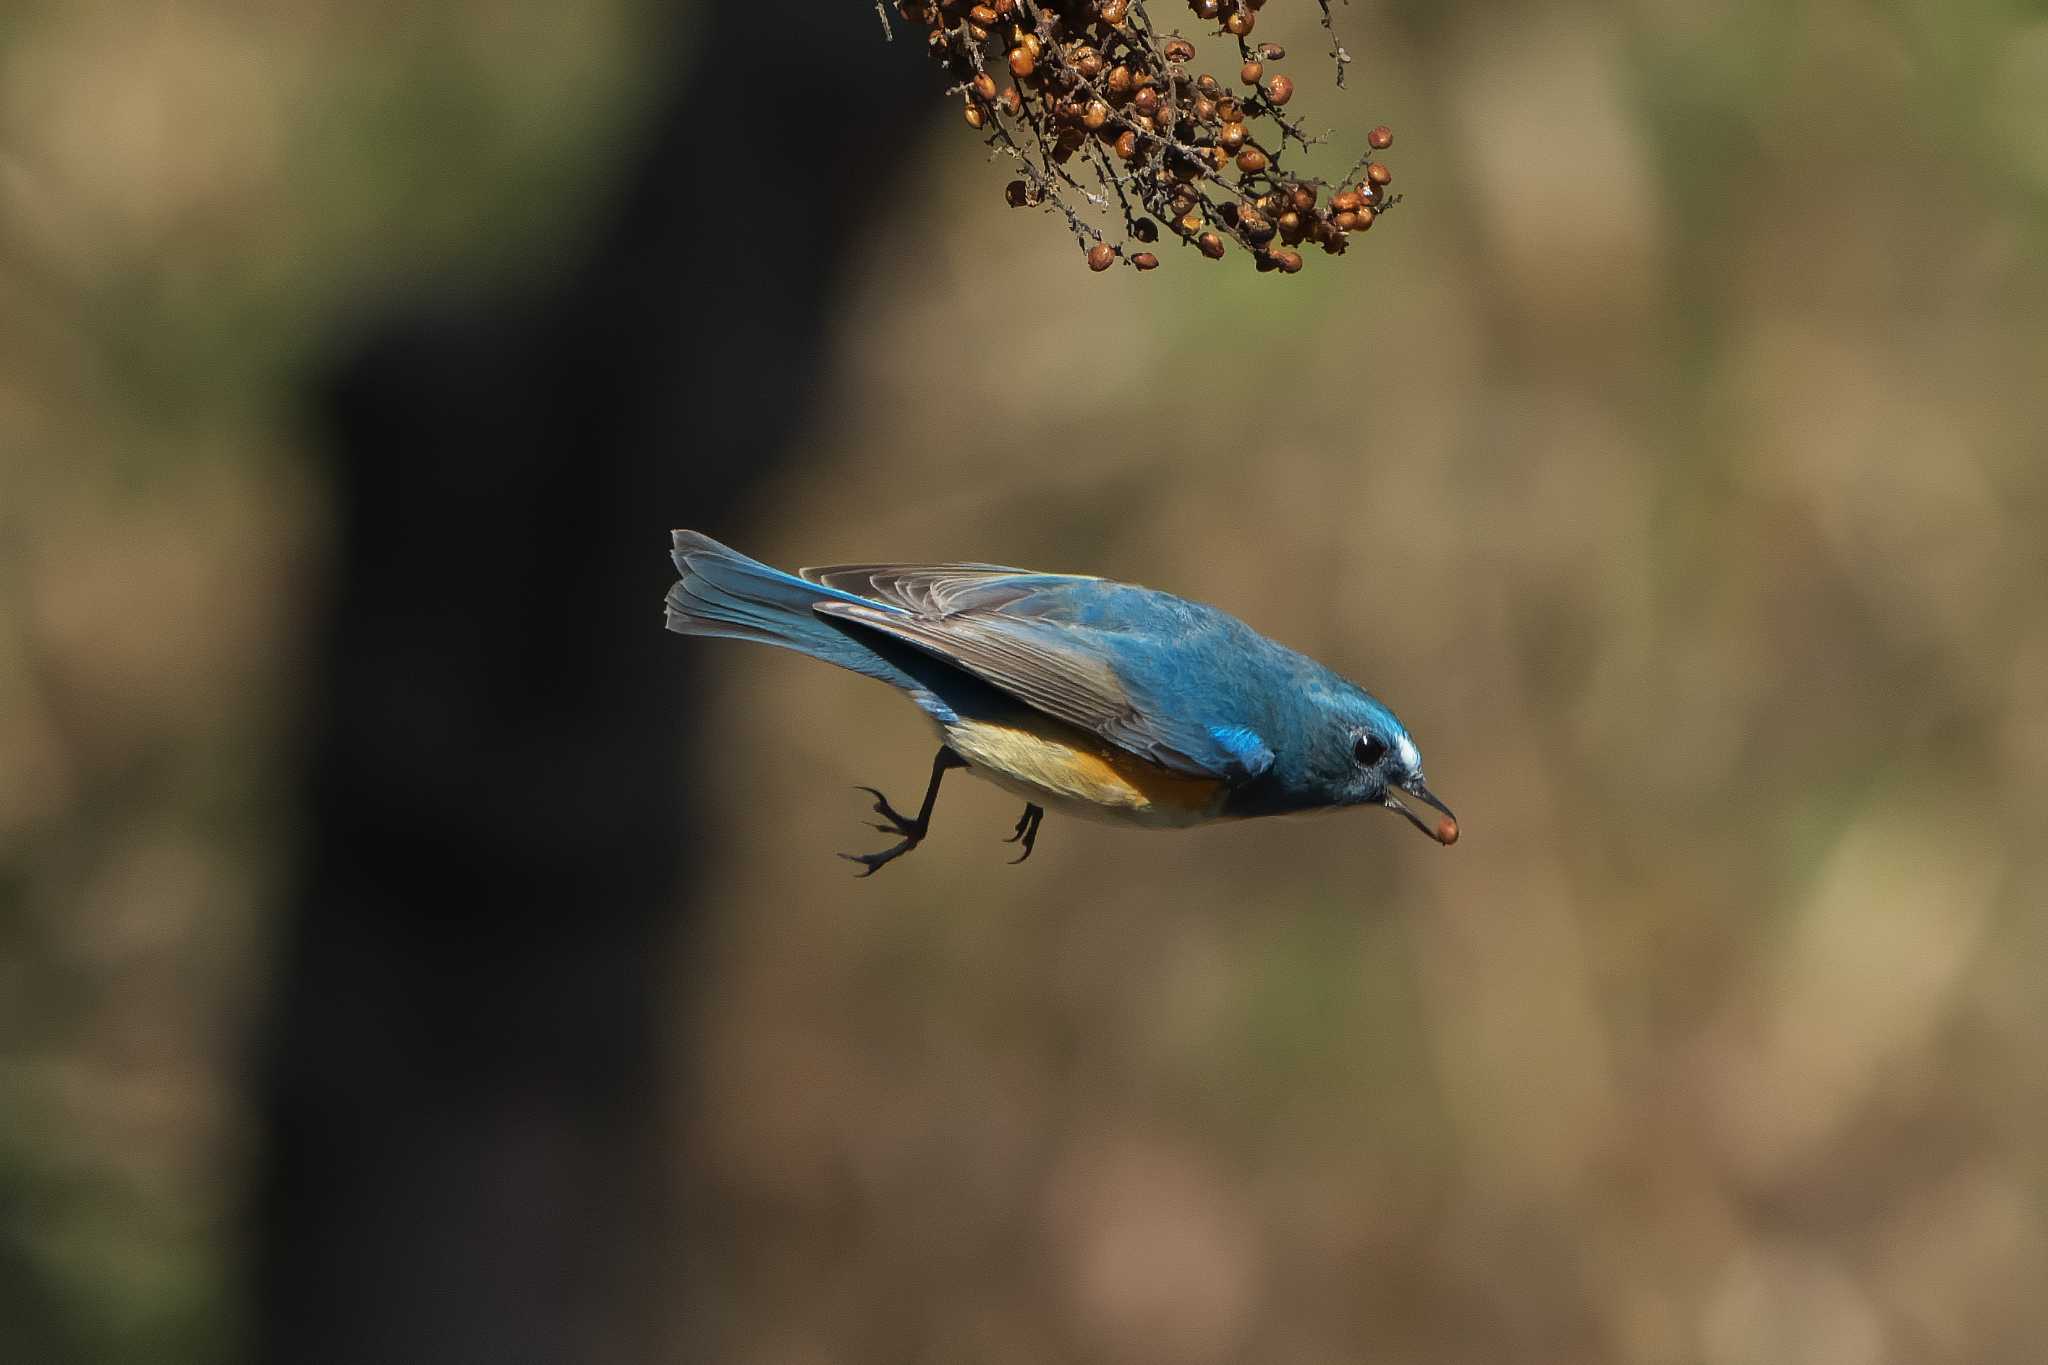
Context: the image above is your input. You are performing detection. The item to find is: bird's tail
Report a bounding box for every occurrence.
[666,530,916,686]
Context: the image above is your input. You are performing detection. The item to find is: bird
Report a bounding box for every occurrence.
[664,530,1458,874]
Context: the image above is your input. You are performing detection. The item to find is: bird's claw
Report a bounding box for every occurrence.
[844,785,926,875]
[839,846,913,878]
[855,785,920,837]
[1003,803,1044,865]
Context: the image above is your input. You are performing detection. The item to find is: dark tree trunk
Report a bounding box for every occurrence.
[251,12,929,1363]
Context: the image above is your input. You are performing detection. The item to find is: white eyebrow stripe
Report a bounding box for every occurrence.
[1396,735,1420,770]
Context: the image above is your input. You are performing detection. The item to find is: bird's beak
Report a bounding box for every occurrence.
[1384,779,1459,845]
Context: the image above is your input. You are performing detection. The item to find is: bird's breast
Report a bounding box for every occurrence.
[940,717,1226,829]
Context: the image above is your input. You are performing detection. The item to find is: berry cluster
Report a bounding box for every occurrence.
[888,0,1399,274]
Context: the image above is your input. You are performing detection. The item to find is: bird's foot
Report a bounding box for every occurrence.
[855,785,922,838]
[837,750,964,877]
[841,786,928,877]
[1003,803,1045,864]
[840,839,919,877]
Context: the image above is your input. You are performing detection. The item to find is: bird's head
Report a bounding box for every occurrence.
[1297,686,1459,845]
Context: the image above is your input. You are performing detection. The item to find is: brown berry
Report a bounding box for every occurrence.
[1258,42,1285,60]
[1114,129,1140,159]
[1272,247,1303,273]
[1225,9,1254,35]
[1265,74,1293,105]
[972,71,998,100]
[964,101,986,129]
[1354,205,1375,230]
[1366,161,1392,186]
[1107,65,1133,97]
[1367,125,1393,150]
[1332,189,1362,212]
[1005,178,1030,206]
[1241,61,1263,85]
[1218,121,1247,152]
[1132,216,1159,242]
[1164,37,1195,62]
[1132,251,1160,270]
[969,3,998,23]
[1008,47,1035,78]
[1195,73,1222,99]
[1076,49,1106,78]
[1087,242,1116,271]
[1197,230,1227,258]
[1134,86,1160,116]
[1000,85,1022,116]
[1083,99,1110,129]
[1235,146,1269,173]
[1191,0,1220,16]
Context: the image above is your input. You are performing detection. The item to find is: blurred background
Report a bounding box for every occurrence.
[5,1,2048,1362]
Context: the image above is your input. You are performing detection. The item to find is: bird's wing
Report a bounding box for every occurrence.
[810,574,1274,782]
[799,561,1069,615]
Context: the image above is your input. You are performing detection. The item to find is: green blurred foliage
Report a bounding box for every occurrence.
[5,1,2048,1362]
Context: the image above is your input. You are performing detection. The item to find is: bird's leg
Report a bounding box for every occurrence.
[842,747,965,876]
[1003,803,1045,864]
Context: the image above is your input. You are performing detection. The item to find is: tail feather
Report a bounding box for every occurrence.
[665,531,914,685]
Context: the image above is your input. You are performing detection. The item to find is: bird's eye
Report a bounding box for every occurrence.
[1353,733,1388,767]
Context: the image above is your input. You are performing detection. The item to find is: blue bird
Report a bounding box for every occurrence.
[665,530,1458,874]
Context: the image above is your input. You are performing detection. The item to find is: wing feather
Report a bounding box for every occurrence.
[800,561,1095,616]
[812,596,1271,782]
